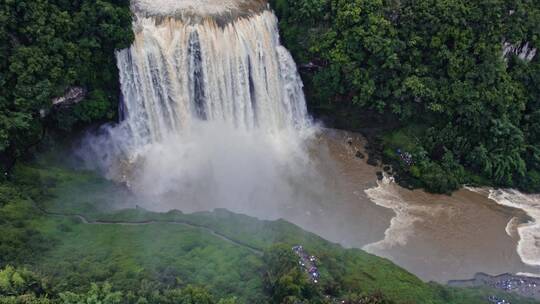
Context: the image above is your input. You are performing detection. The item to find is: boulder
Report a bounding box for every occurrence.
[355,150,365,159]
[367,157,379,167]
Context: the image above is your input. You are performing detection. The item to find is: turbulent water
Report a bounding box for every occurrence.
[481,189,540,267]
[363,178,540,281]
[78,2,333,220]
[80,3,391,254]
[132,0,267,19]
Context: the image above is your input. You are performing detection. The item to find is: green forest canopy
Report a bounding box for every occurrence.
[272,0,540,193]
[0,0,133,170]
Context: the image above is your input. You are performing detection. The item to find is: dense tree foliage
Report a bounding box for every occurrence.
[272,0,540,193]
[0,266,237,304]
[0,182,51,267]
[0,0,133,172]
[263,244,323,303]
[0,266,48,297]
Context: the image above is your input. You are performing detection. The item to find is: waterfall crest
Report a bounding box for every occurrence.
[131,0,268,22]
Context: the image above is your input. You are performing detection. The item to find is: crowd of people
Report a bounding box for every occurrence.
[450,273,540,303]
[493,277,538,293]
[487,295,511,304]
[489,275,540,300]
[396,149,414,166]
[292,245,320,284]
[486,275,540,303]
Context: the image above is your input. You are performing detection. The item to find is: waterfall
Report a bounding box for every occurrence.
[80,6,315,204]
[115,10,310,151]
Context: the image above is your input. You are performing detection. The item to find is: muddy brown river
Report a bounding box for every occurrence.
[318,130,540,282]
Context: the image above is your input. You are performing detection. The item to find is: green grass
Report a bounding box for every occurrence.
[14,163,132,217]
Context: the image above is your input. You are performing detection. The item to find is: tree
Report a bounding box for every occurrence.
[263,245,322,303]
[60,283,123,304]
[0,0,133,172]
[0,266,44,297]
[272,0,540,193]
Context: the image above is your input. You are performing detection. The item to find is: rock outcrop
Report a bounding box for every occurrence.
[503,41,537,62]
[52,87,87,107]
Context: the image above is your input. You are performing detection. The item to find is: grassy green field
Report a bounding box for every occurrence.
[4,160,537,303]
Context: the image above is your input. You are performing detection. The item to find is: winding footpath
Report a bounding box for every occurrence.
[31,201,264,256]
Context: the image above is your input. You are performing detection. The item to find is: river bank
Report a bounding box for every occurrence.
[313,129,540,283]
[16,159,533,303]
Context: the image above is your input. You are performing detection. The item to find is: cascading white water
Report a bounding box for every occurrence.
[117,10,309,145]
[81,5,316,207]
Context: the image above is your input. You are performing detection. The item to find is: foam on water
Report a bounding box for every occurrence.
[517,272,540,278]
[487,189,540,267]
[506,217,521,238]
[467,186,540,268]
[134,0,239,15]
[362,175,441,251]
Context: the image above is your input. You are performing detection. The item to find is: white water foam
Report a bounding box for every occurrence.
[363,175,440,252]
[517,272,540,278]
[486,189,540,267]
[134,0,238,15]
[506,217,521,238]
